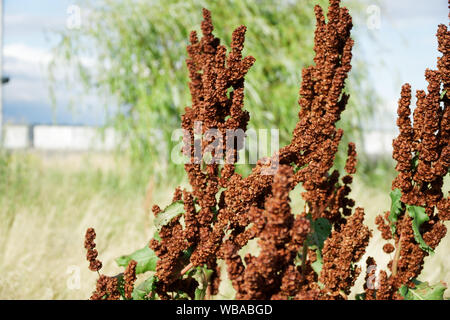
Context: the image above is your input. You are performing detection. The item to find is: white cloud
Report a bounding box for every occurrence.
[4,77,48,103]
[5,13,66,37]
[3,44,51,103]
[3,42,98,110]
[4,43,94,73]
[4,43,52,68]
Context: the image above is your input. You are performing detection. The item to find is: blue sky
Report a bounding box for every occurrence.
[1,0,449,127]
[355,0,448,130]
[2,0,104,125]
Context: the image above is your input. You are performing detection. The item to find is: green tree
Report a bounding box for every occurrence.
[50,0,378,182]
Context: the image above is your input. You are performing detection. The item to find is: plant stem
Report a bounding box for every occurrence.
[205,285,212,300]
[392,214,408,276]
[339,290,348,300]
[204,268,213,300]
[392,235,402,276]
[181,262,193,276]
[301,243,308,276]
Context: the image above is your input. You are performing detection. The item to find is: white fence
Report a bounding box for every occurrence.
[2,124,396,155]
[3,124,31,149]
[2,124,119,151]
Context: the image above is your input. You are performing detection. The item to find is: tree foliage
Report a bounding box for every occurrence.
[50,0,377,180]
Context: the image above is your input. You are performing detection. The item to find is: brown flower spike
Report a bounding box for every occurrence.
[84,227,102,272]
[370,9,449,299]
[124,260,138,300]
[84,0,449,300]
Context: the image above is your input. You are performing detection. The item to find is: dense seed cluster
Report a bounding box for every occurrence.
[84,228,122,300]
[90,274,121,300]
[371,15,449,299]
[319,207,371,296]
[223,166,311,299]
[84,228,102,272]
[280,0,355,224]
[148,8,257,297]
[124,260,137,300]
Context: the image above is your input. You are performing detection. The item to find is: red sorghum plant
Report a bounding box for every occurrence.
[84,0,449,300]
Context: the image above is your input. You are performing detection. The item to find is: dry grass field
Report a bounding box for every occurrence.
[0,151,448,299]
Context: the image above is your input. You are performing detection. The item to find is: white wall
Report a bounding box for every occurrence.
[3,124,119,151]
[2,124,395,156]
[3,124,30,149]
[33,126,118,151]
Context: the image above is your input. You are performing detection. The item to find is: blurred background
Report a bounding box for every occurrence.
[0,0,448,299]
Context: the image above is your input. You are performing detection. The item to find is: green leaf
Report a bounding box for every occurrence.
[174,291,190,300]
[113,273,125,299]
[304,216,329,289]
[193,198,201,212]
[306,217,332,250]
[411,153,419,170]
[389,188,403,234]
[132,276,158,300]
[399,284,408,298]
[311,249,323,275]
[194,287,206,300]
[355,293,366,300]
[440,89,447,100]
[182,246,194,261]
[399,280,447,300]
[154,200,185,230]
[115,245,158,274]
[406,205,434,254]
[192,266,214,300]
